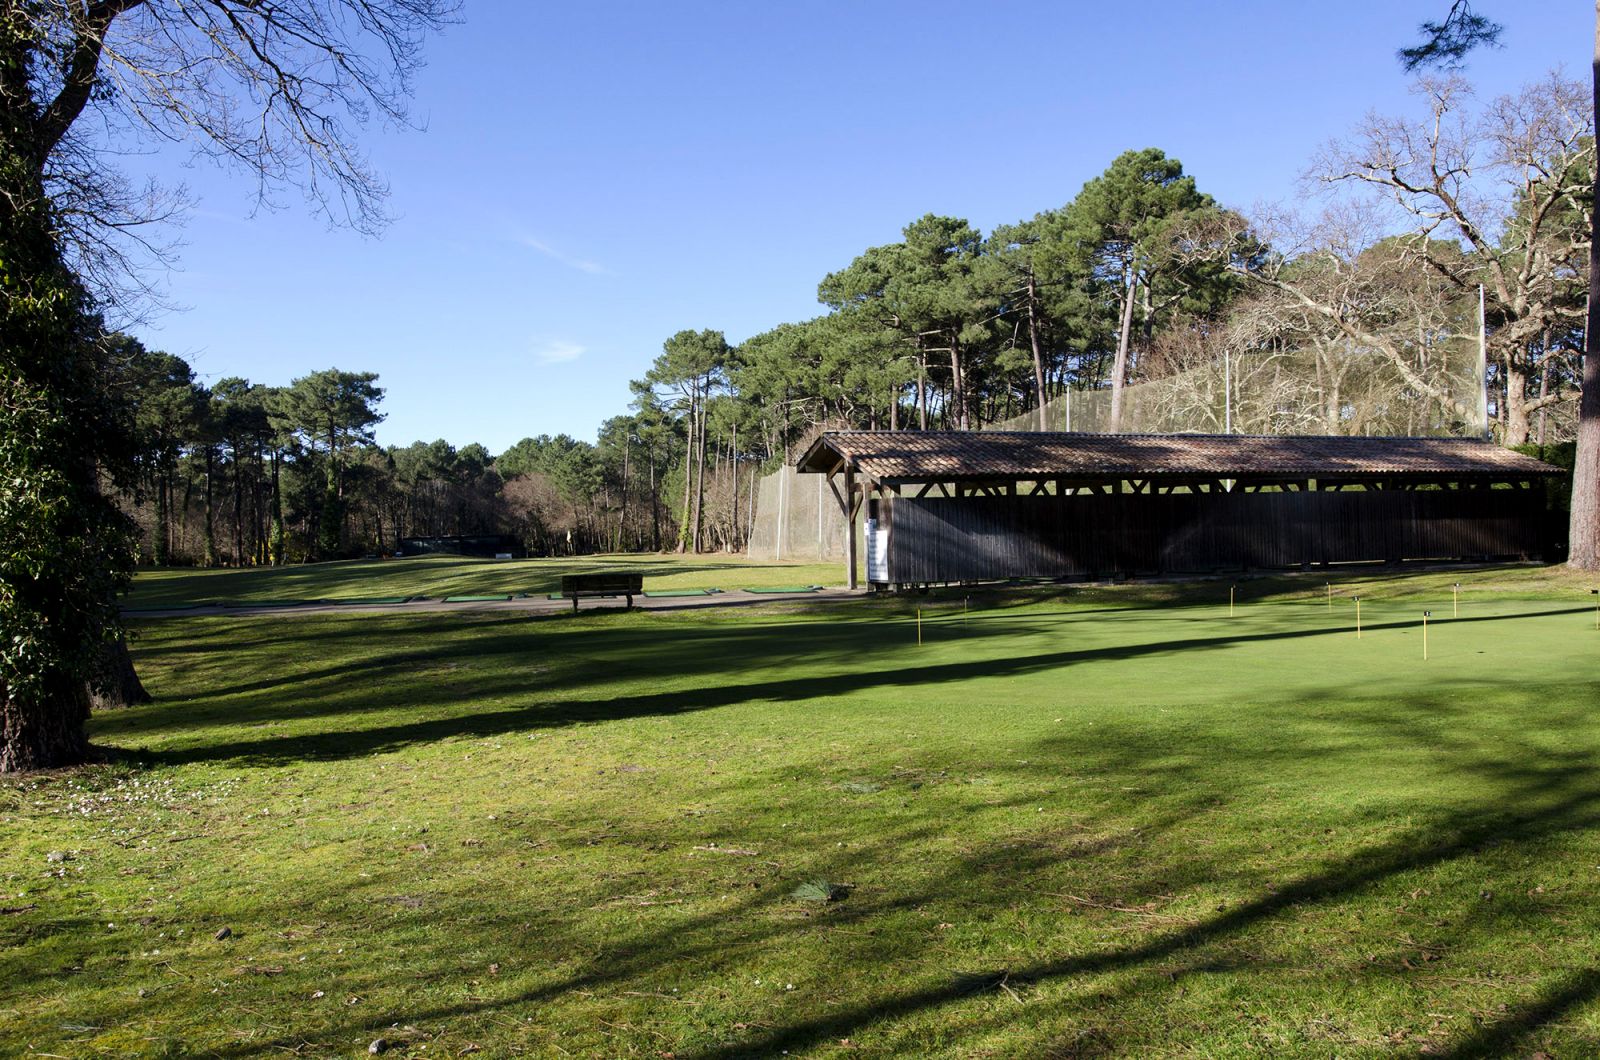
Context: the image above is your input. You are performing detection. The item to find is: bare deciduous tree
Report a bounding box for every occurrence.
[1311,74,1590,445]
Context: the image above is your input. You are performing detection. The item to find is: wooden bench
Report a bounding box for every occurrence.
[560,572,643,611]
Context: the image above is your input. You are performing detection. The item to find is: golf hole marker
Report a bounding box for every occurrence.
[1591,589,1598,631]
[1423,610,1430,660]
[1453,582,1460,619]
[1354,595,1361,639]
[1230,584,1236,618]
[917,607,923,646]
[1326,582,1332,611]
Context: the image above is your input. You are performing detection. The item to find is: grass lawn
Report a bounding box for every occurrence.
[124,554,842,609]
[6,564,1600,1056]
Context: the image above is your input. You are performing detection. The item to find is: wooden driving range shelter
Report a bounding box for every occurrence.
[795,431,1566,590]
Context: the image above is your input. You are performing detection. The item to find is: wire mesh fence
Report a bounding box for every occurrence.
[746,464,860,562]
[983,348,1487,437]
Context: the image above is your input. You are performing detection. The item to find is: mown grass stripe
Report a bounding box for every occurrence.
[221,599,320,609]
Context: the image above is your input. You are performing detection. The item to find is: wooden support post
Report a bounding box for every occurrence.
[845,465,858,590]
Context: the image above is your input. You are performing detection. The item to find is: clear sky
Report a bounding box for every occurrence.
[126,1,1589,454]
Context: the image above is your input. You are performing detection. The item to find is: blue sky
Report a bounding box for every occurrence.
[127,1,1589,454]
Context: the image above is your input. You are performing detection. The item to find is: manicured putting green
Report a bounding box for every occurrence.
[643,588,724,598]
[742,585,823,593]
[442,594,513,603]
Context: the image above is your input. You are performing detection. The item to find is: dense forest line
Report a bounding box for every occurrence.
[124,70,1591,565]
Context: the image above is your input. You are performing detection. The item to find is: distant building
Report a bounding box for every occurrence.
[797,432,1565,589]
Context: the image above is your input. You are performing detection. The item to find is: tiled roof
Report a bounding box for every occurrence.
[796,431,1561,481]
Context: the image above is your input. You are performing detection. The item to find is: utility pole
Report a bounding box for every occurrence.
[1223,351,1232,434]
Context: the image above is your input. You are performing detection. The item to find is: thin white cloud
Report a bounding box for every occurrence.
[533,339,586,364]
[520,236,607,275]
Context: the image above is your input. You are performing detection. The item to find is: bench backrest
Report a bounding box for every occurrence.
[560,572,643,594]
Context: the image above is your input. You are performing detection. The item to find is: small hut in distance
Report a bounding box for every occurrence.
[796,431,1565,590]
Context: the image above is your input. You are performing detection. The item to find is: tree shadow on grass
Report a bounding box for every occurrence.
[125,556,819,609]
[1436,967,1600,1057]
[182,689,1600,1057]
[114,603,1592,768]
[676,719,1600,1057]
[38,681,1600,1057]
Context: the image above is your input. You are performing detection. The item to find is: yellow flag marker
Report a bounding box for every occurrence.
[1453,582,1460,619]
[1354,596,1362,639]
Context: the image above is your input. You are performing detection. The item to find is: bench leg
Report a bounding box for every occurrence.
[626,593,633,609]
[572,597,578,613]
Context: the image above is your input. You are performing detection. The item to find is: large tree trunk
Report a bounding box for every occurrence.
[949,335,968,430]
[88,636,151,710]
[1,678,90,772]
[1573,9,1600,570]
[1109,270,1138,433]
[1503,351,1532,446]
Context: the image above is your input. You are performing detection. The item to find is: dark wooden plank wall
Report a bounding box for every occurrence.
[885,489,1554,583]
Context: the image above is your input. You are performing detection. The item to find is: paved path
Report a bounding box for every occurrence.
[125,586,869,620]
